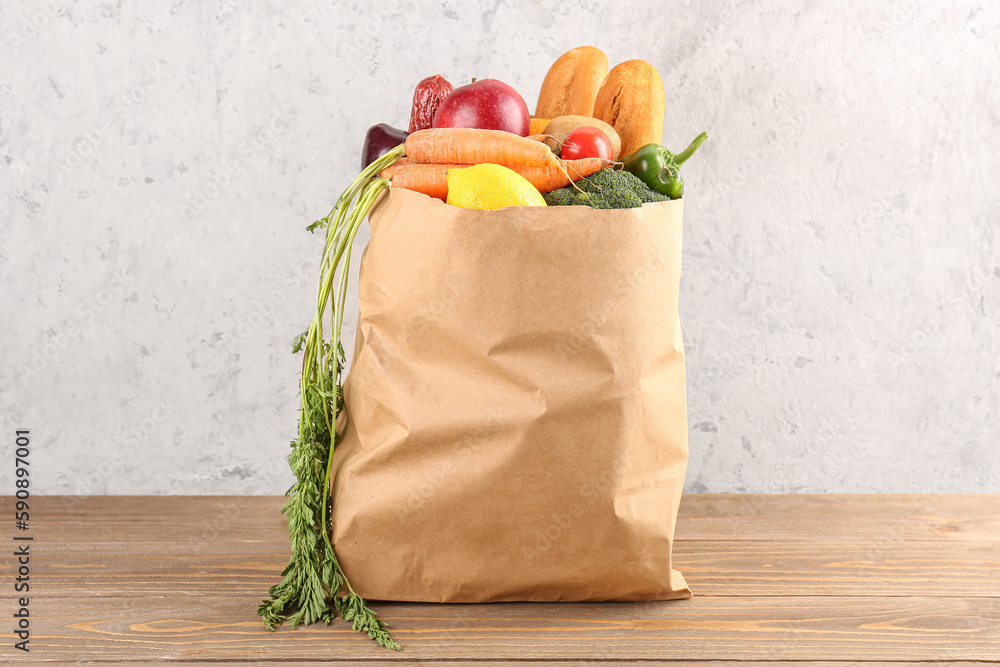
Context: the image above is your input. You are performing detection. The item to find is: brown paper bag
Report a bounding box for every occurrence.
[330,187,691,603]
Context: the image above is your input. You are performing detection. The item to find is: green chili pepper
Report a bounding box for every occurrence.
[620,131,708,199]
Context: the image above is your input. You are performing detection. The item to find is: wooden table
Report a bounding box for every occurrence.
[3,495,997,665]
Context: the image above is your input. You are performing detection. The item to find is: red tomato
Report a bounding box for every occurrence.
[560,126,614,160]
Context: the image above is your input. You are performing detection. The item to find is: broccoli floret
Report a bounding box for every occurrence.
[617,170,673,204]
[574,168,614,191]
[544,168,669,209]
[590,183,643,210]
[543,187,585,207]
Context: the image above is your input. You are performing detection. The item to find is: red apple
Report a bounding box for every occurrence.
[431,78,530,136]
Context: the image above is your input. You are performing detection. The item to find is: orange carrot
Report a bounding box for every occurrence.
[383,157,413,169]
[514,158,612,192]
[527,133,548,142]
[529,117,550,135]
[404,129,561,168]
[381,158,612,199]
[380,161,449,200]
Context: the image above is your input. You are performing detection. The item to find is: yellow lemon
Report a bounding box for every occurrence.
[446,163,547,209]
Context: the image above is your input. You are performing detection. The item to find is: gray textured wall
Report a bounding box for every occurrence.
[1,1,997,495]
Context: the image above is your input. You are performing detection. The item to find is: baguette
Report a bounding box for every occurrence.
[592,59,665,157]
[535,46,609,119]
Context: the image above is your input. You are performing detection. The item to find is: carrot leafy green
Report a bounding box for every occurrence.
[258,146,405,651]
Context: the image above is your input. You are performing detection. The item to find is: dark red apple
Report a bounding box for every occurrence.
[431,78,530,136]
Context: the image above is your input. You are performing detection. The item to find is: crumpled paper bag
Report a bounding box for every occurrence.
[331,187,691,603]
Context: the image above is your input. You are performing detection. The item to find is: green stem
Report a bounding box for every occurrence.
[318,178,388,547]
[261,145,402,651]
[674,131,708,165]
[304,173,394,439]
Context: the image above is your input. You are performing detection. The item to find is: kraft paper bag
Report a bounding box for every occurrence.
[330,187,691,603]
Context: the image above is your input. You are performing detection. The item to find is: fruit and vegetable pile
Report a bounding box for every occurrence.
[360,45,707,210]
[258,47,707,651]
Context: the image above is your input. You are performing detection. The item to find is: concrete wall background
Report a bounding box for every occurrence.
[1,0,997,494]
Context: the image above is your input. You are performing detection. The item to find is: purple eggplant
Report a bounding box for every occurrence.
[361,123,408,171]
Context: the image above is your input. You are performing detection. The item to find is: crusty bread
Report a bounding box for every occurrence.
[592,60,665,157]
[535,46,609,119]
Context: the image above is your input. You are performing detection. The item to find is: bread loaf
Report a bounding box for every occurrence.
[592,60,665,157]
[535,46,609,119]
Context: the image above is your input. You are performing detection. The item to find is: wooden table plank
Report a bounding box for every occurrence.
[105,664,999,667]
[675,494,1000,543]
[22,496,1000,599]
[1,495,997,664]
[16,541,1000,600]
[24,495,1000,544]
[5,596,998,662]
[672,541,1000,597]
